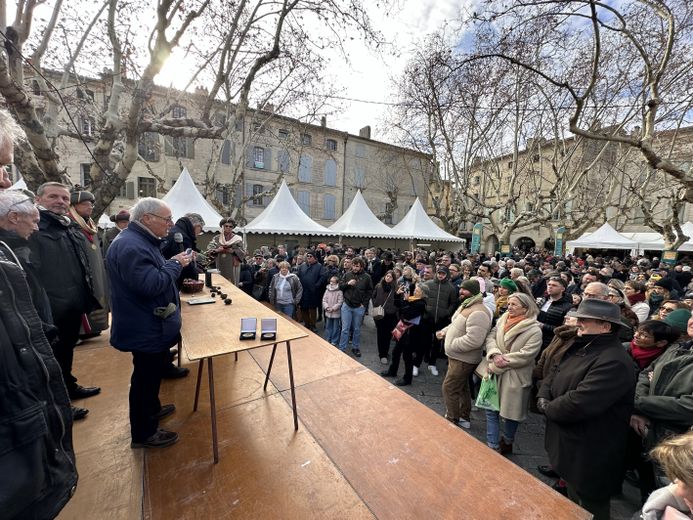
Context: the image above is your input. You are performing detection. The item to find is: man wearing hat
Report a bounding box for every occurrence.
[101,209,130,257]
[537,299,637,520]
[29,182,100,419]
[419,265,458,376]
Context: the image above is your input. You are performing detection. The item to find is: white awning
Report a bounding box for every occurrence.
[162,168,224,232]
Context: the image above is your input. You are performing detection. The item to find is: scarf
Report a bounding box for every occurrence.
[459,292,483,310]
[629,340,668,370]
[504,314,526,333]
[68,206,98,239]
[218,230,243,247]
[627,292,646,306]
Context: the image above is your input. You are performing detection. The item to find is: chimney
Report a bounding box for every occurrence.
[359,125,371,139]
[320,116,326,127]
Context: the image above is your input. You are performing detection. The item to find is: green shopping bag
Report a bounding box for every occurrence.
[475,374,500,412]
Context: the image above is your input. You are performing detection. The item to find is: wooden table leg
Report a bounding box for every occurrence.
[263,344,278,391]
[286,341,298,431]
[193,359,204,412]
[208,357,219,464]
[177,339,182,367]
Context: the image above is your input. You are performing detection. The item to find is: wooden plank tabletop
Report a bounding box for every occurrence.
[179,275,308,360]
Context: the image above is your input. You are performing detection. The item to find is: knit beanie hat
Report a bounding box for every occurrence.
[461,279,480,295]
[70,189,95,205]
[655,278,674,292]
[663,309,691,334]
[500,278,518,293]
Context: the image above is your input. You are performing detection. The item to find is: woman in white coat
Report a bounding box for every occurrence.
[481,292,542,454]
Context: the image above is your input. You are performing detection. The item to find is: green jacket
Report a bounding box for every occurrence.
[634,340,693,445]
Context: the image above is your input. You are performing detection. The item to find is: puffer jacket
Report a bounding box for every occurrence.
[634,340,693,446]
[0,260,77,520]
[422,277,458,323]
[537,293,573,348]
[441,296,493,364]
[322,284,344,318]
[106,222,183,353]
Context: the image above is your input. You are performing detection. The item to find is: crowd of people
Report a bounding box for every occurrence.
[0,100,691,517]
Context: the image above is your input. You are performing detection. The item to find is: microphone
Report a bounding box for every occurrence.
[174,232,184,253]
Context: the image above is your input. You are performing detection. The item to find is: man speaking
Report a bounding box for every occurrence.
[106,198,192,448]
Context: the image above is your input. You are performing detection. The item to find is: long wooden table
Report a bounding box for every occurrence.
[180,275,308,463]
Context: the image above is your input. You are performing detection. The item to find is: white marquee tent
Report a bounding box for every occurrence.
[566,222,638,250]
[329,190,402,239]
[242,180,334,236]
[390,198,464,242]
[162,168,223,232]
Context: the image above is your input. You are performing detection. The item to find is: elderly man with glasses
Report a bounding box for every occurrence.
[106,197,193,449]
[29,182,101,419]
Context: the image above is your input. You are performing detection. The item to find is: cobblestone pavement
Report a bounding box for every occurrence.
[316,314,642,520]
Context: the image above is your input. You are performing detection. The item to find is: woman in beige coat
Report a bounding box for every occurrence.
[481,292,542,454]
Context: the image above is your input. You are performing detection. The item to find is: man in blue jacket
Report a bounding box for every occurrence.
[106,198,193,449]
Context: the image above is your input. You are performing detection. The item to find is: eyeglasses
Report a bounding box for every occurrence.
[146,213,173,223]
[660,306,678,313]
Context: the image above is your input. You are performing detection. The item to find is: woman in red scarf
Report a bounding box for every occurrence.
[628,320,678,370]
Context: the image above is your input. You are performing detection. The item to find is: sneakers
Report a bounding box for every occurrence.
[412,366,419,377]
[380,357,389,365]
[351,348,361,358]
[428,365,439,376]
[131,429,179,449]
[458,419,471,429]
[151,404,176,420]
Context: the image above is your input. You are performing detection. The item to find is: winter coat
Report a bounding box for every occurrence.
[538,333,637,500]
[537,293,573,349]
[71,219,110,332]
[441,297,493,365]
[100,225,121,258]
[533,325,578,383]
[238,264,253,295]
[340,270,373,308]
[484,315,543,422]
[0,259,77,520]
[160,217,199,286]
[268,272,303,306]
[28,210,97,322]
[106,222,183,354]
[322,285,344,318]
[371,282,398,316]
[394,293,426,323]
[366,258,383,286]
[422,277,458,323]
[297,261,327,309]
[634,340,693,446]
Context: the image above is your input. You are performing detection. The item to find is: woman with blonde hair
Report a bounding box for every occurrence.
[481,292,542,454]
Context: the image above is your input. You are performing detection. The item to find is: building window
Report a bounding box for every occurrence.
[254,146,265,169]
[80,163,92,187]
[138,177,156,197]
[81,116,95,136]
[138,132,160,161]
[165,136,195,159]
[301,133,312,146]
[354,166,365,188]
[504,206,514,222]
[507,161,513,169]
[323,194,336,219]
[216,185,229,205]
[252,184,264,206]
[171,105,187,118]
[31,80,41,95]
[355,143,366,158]
[278,129,289,140]
[383,202,394,225]
[533,153,540,162]
[221,140,232,165]
[325,139,337,151]
[324,159,337,186]
[473,175,480,186]
[278,150,290,173]
[298,154,312,182]
[297,190,310,215]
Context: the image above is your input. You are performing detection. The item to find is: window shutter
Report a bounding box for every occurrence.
[246,146,254,168]
[187,138,195,159]
[324,159,337,186]
[233,185,242,207]
[126,182,135,199]
[221,140,232,165]
[279,150,290,173]
[164,136,174,156]
[245,182,253,206]
[264,148,272,171]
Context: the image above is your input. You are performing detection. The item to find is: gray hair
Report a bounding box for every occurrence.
[0,109,25,146]
[184,212,205,227]
[130,197,169,222]
[37,182,69,196]
[586,282,610,299]
[508,292,540,319]
[0,189,35,217]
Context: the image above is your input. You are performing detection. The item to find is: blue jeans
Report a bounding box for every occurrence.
[275,303,294,318]
[485,410,520,448]
[324,317,341,345]
[339,304,365,351]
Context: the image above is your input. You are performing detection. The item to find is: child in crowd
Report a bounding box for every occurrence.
[322,275,343,346]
